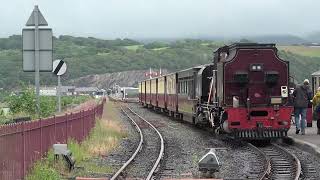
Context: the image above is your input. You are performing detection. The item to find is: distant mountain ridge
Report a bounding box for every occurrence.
[0,35,319,89]
[306,31,320,43]
[241,35,307,45]
[139,34,320,45]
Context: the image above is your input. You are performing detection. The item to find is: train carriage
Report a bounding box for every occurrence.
[151,78,157,107]
[177,66,202,122]
[139,82,146,105]
[145,79,151,106]
[166,73,178,113]
[157,76,166,109]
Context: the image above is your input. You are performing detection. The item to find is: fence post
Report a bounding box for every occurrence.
[40,118,42,157]
[70,112,73,140]
[81,110,84,140]
[93,107,96,128]
[54,115,56,143]
[65,113,68,144]
[22,122,25,177]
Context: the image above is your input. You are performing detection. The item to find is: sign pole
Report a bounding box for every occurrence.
[52,59,67,113]
[58,75,61,112]
[34,5,40,117]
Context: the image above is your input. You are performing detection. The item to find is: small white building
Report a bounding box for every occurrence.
[39,86,76,96]
[120,87,139,99]
[40,87,57,96]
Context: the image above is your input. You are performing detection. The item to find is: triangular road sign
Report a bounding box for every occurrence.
[26,5,48,26]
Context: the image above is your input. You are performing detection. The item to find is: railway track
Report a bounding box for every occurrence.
[246,143,270,179]
[249,143,301,180]
[110,105,164,180]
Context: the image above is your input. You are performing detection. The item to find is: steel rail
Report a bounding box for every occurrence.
[249,143,301,180]
[127,106,165,180]
[110,106,144,180]
[247,143,271,180]
[271,143,301,180]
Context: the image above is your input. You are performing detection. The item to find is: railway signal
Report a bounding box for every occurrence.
[145,67,161,78]
[53,59,67,112]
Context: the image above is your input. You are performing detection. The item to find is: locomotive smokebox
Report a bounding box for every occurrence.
[198,148,221,173]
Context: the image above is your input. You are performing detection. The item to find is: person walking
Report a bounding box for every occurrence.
[293,79,312,135]
[312,87,320,134]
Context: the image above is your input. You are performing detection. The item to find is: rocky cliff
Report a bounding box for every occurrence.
[69,69,169,89]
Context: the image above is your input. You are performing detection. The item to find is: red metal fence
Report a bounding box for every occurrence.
[0,101,104,180]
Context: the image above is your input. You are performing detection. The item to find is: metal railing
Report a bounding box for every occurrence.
[0,100,105,180]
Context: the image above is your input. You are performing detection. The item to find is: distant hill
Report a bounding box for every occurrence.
[305,32,320,43]
[183,34,308,45]
[0,35,318,89]
[238,35,307,45]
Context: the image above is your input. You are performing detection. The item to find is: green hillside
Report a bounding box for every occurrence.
[0,35,318,89]
[279,45,320,57]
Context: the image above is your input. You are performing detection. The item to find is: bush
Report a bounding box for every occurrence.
[26,150,61,180]
[4,88,92,122]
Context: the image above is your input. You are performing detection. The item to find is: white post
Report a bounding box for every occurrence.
[34,5,40,117]
[149,67,152,79]
[58,75,61,112]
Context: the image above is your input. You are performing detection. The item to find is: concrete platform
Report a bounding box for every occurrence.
[287,121,320,146]
[285,121,320,158]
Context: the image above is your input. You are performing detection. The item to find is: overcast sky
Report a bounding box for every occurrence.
[0,0,318,39]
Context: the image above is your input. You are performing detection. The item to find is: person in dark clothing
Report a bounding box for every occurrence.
[293,79,312,135]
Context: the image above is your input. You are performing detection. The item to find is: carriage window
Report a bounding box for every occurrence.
[185,81,188,94]
[178,81,189,94]
[188,80,193,97]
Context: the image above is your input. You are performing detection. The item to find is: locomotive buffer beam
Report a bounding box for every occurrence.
[234,129,288,139]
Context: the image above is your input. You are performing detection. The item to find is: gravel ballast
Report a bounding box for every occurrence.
[128,104,262,179]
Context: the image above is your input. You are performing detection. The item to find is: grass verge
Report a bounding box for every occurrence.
[26,100,126,178]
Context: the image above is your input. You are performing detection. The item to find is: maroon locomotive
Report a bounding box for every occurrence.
[139,43,293,139]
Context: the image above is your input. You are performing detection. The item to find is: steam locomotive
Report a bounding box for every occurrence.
[139,43,293,139]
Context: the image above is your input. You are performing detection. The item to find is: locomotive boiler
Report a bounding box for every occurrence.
[139,43,292,139]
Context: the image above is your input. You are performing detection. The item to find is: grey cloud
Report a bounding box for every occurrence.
[0,0,319,39]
